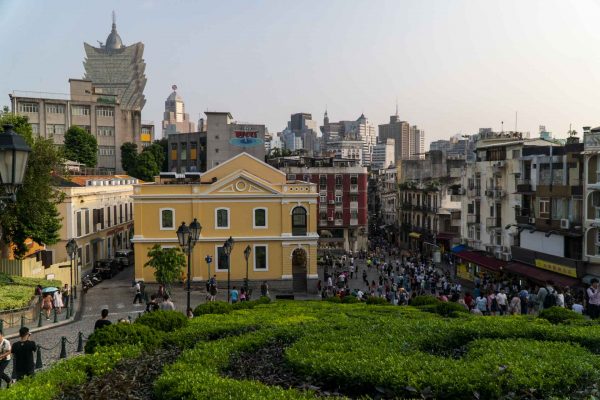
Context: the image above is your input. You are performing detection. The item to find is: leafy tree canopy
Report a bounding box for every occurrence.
[0,111,64,258]
[120,141,164,181]
[64,125,98,167]
[120,142,138,174]
[144,244,186,290]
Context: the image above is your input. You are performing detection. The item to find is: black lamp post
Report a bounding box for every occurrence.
[223,236,234,302]
[0,124,31,205]
[65,239,77,316]
[177,218,202,313]
[243,245,251,296]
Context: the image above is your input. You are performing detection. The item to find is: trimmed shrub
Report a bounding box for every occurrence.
[255,296,272,304]
[409,295,441,307]
[85,322,163,354]
[324,296,341,303]
[365,296,388,305]
[342,295,360,304]
[435,301,469,317]
[539,306,585,325]
[193,301,232,316]
[136,310,189,332]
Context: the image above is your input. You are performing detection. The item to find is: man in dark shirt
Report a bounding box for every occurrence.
[11,326,36,380]
[94,309,112,330]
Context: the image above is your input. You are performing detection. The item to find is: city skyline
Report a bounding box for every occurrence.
[2,0,600,145]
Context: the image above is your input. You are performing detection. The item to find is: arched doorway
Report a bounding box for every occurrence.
[292,248,307,292]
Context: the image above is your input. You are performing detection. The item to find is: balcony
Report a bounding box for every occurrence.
[350,184,358,193]
[335,184,343,191]
[335,203,343,210]
[319,219,328,226]
[515,208,532,225]
[350,218,359,225]
[319,185,327,192]
[516,179,532,193]
[467,214,480,224]
[467,188,481,198]
[486,217,501,230]
[335,219,343,226]
[450,195,462,202]
[350,201,358,209]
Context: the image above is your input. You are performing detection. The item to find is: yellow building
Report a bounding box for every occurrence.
[132,153,319,293]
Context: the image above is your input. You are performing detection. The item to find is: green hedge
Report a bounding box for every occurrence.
[3,345,141,400]
[365,296,388,305]
[136,310,189,332]
[85,322,164,354]
[539,306,586,325]
[193,301,233,316]
[409,295,441,306]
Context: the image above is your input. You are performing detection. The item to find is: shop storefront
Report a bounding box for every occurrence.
[454,250,507,282]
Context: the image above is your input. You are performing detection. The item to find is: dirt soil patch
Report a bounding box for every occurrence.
[56,345,181,400]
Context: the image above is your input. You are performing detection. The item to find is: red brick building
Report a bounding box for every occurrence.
[269,156,368,253]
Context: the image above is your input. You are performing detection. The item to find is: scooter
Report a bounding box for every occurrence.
[82,275,94,293]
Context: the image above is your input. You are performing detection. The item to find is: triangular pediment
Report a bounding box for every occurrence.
[208,172,280,195]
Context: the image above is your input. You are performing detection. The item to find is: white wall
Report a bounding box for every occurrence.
[520,230,564,257]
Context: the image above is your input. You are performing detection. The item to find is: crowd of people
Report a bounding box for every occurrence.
[320,233,600,319]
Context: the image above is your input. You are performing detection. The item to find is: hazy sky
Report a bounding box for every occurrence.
[2,0,600,145]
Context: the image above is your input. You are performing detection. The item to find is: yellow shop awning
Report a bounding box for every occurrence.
[409,232,421,239]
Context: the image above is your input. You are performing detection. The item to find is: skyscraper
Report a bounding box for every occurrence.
[162,85,195,136]
[320,112,376,165]
[82,14,147,149]
[378,114,411,163]
[409,125,425,159]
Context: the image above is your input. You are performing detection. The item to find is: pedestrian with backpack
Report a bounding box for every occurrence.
[541,281,557,311]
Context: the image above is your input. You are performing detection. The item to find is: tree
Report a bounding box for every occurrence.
[144,143,165,172]
[131,151,159,181]
[121,142,138,174]
[144,244,186,292]
[0,112,64,258]
[153,138,168,172]
[64,125,98,167]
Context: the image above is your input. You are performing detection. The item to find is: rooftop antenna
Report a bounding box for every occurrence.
[112,10,116,27]
[515,111,518,132]
[395,97,398,117]
[501,121,504,133]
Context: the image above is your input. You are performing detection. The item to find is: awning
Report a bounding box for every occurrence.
[451,244,467,253]
[505,262,580,288]
[409,232,421,239]
[455,251,507,272]
[436,233,456,240]
[436,208,452,215]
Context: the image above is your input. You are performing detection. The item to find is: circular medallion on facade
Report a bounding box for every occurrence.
[235,180,247,191]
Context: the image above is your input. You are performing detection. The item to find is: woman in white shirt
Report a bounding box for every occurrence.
[0,331,11,388]
[53,289,64,314]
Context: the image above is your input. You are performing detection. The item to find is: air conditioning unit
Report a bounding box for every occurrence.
[502,246,510,253]
[95,223,102,232]
[495,161,505,168]
[501,253,511,261]
[494,250,503,259]
[485,245,496,253]
[528,217,536,224]
[560,219,570,229]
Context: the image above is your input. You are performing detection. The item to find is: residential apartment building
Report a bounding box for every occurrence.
[583,126,600,279]
[205,112,266,169]
[132,153,319,293]
[372,138,395,170]
[10,79,140,172]
[49,174,137,276]
[140,123,155,149]
[168,131,208,172]
[269,156,368,253]
[321,112,377,165]
[398,150,463,252]
[379,114,424,162]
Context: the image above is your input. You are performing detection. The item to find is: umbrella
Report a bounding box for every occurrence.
[41,287,59,294]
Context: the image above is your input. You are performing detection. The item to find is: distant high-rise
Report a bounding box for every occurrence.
[82,14,147,150]
[409,125,425,159]
[282,113,319,155]
[162,85,195,136]
[320,112,376,165]
[83,13,147,111]
[378,114,411,163]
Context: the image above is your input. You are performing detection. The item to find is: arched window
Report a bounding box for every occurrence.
[292,207,307,236]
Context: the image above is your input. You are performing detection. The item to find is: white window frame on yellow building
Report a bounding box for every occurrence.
[160,208,175,230]
[215,244,227,272]
[253,207,268,229]
[215,207,230,229]
[253,244,269,271]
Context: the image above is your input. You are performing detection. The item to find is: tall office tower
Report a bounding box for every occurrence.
[409,125,425,159]
[162,85,195,135]
[378,114,411,163]
[82,14,147,148]
[283,113,319,155]
[320,112,376,165]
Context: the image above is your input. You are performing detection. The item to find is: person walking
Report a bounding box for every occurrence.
[260,281,269,297]
[94,309,112,331]
[230,286,239,304]
[160,294,176,310]
[132,281,143,304]
[11,327,37,381]
[0,331,11,388]
[587,278,600,319]
[53,289,64,314]
[42,293,53,320]
[62,284,70,310]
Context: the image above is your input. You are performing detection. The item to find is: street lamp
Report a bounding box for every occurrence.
[65,239,77,316]
[223,236,234,302]
[177,218,202,313]
[205,255,212,284]
[0,124,31,204]
[243,245,251,296]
